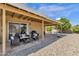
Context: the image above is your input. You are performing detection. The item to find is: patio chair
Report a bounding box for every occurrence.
[9,33,20,47]
[30,30,39,40]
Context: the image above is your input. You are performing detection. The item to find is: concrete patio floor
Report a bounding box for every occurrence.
[6,34,61,56]
[29,34,79,56]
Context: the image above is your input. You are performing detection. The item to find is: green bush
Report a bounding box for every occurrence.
[47,26,52,32]
[71,25,79,33]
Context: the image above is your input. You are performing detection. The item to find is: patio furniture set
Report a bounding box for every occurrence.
[9,30,39,47]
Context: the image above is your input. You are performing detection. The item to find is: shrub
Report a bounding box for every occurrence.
[71,25,79,33]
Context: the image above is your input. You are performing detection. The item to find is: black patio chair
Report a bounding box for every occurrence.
[30,30,39,40]
[9,33,20,47]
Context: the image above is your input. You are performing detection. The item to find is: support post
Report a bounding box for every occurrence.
[27,23,29,35]
[42,21,44,40]
[2,9,6,55]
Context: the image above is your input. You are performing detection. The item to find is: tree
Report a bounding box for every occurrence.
[56,18,71,32]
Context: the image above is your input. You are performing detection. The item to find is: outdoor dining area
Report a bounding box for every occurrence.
[9,25,39,47]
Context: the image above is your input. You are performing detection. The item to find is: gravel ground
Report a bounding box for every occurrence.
[29,34,79,56]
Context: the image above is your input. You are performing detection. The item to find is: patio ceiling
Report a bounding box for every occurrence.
[6,11,42,23]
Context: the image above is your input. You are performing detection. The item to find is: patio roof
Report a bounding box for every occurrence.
[7,3,59,25]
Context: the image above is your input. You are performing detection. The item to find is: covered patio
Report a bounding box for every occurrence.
[0,3,58,55]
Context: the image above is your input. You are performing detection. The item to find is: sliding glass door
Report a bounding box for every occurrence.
[9,23,27,37]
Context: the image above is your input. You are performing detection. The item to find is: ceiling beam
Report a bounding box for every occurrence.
[23,16,29,20]
[18,14,23,19]
[11,13,15,18]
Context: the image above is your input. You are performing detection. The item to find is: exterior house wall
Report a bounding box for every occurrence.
[6,15,42,38]
[30,21,42,37]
